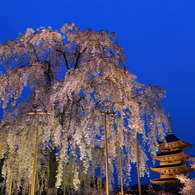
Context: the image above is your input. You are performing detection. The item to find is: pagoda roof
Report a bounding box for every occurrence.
[150,178,179,185]
[158,133,193,150]
[151,150,194,161]
[157,150,182,156]
[152,163,184,169]
[151,163,194,174]
[158,133,180,144]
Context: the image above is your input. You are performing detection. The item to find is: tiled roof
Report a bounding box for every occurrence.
[158,133,180,144]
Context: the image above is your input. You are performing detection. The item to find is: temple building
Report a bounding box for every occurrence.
[150,114,194,189]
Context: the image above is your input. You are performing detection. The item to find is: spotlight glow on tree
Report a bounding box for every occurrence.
[0,23,168,194]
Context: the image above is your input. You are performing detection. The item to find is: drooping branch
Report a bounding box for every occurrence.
[26,41,40,62]
[42,60,54,87]
[55,48,70,70]
[74,47,87,69]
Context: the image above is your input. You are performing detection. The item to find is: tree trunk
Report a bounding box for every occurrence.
[48,187,57,195]
[48,147,58,195]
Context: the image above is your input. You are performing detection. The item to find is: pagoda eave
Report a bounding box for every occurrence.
[150,163,194,174]
[150,178,180,185]
[151,151,193,162]
[159,139,193,151]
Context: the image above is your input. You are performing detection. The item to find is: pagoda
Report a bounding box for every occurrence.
[150,113,194,188]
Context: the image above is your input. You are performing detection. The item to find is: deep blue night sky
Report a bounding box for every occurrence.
[1,0,195,186]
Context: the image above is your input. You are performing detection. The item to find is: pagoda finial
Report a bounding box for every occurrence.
[168,111,173,134]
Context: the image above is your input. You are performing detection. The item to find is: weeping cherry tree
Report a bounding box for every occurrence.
[0,23,168,194]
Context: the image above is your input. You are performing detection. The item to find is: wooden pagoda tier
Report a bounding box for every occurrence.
[151,163,194,175]
[151,178,180,185]
[158,133,193,151]
[151,150,192,163]
[150,132,194,186]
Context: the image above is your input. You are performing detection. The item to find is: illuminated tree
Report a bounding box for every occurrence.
[176,158,195,195]
[0,23,168,194]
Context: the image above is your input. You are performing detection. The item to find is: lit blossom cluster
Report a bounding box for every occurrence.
[176,158,195,195]
[0,23,168,194]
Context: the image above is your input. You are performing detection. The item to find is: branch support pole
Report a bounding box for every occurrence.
[104,113,109,195]
[3,125,12,195]
[30,113,40,195]
[102,112,116,195]
[8,167,13,195]
[0,133,3,158]
[26,111,50,195]
[135,132,142,195]
[118,144,124,195]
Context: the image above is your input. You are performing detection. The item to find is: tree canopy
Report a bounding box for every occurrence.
[0,23,168,194]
